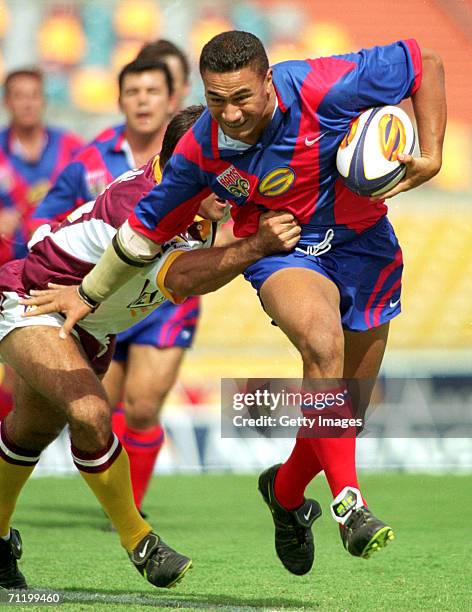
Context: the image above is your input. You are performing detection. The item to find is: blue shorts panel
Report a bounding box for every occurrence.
[244,217,403,332]
[112,296,200,361]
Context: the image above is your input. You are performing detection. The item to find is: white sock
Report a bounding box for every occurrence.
[1,530,11,541]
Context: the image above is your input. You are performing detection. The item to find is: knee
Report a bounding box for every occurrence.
[298,325,344,376]
[68,400,111,452]
[124,392,162,429]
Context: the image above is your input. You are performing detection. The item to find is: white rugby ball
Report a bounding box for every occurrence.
[336,105,416,197]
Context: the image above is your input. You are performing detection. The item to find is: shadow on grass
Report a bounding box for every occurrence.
[20,503,102,519]
[58,587,321,610]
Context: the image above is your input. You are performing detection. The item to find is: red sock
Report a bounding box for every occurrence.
[111,406,127,440]
[311,437,362,500]
[121,424,164,510]
[303,386,366,504]
[274,437,323,510]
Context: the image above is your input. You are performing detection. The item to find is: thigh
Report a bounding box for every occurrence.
[260,268,340,341]
[0,326,108,412]
[259,267,344,376]
[343,323,389,379]
[5,373,67,450]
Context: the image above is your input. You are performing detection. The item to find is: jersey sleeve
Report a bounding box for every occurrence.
[33,160,91,223]
[127,134,212,244]
[318,39,422,119]
[144,240,193,304]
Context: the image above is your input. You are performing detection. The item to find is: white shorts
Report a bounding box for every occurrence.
[0,291,115,376]
[0,291,64,358]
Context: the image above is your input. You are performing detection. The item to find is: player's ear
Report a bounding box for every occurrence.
[167,92,178,117]
[265,68,273,94]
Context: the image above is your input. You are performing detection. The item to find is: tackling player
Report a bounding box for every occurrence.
[0,105,301,590]
[19,31,446,574]
[34,55,190,514]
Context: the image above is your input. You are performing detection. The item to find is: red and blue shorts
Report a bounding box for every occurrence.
[112,296,200,361]
[244,216,403,332]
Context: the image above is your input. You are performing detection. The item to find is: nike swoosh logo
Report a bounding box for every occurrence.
[305,133,326,146]
[304,506,312,521]
[389,298,401,308]
[138,540,150,558]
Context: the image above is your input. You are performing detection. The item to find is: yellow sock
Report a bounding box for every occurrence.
[0,423,40,535]
[73,436,152,551]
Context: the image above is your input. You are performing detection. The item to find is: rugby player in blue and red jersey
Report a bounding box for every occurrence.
[34,55,197,514]
[23,31,446,575]
[0,68,83,264]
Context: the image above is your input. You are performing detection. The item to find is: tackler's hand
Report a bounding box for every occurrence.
[253,210,301,256]
[19,283,93,339]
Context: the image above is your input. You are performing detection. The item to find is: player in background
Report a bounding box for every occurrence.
[30,31,446,575]
[0,68,83,264]
[137,39,191,111]
[34,54,187,515]
[0,105,301,590]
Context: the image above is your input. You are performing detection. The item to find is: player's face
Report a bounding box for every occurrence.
[119,69,176,137]
[4,76,44,130]
[198,193,229,221]
[203,66,274,145]
[162,55,189,112]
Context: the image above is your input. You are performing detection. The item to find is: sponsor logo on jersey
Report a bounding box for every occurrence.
[258,167,295,197]
[379,114,406,161]
[216,165,250,198]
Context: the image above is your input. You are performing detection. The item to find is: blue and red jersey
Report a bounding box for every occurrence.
[0,126,83,262]
[34,125,131,224]
[127,39,421,247]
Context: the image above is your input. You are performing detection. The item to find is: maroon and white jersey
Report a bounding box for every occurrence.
[0,158,221,350]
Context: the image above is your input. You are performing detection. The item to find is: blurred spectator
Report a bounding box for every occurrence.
[138,39,191,111]
[0,67,83,264]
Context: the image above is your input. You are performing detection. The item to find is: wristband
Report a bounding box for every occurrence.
[77,284,100,312]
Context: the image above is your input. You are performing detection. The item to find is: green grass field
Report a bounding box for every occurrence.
[6,472,471,611]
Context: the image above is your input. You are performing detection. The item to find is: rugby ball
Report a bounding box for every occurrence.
[336,106,416,197]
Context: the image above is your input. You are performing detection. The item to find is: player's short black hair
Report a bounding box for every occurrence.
[160,104,205,168]
[137,39,190,83]
[199,31,269,77]
[118,57,174,97]
[3,67,44,96]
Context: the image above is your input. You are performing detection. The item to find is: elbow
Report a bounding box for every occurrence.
[421,48,444,74]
